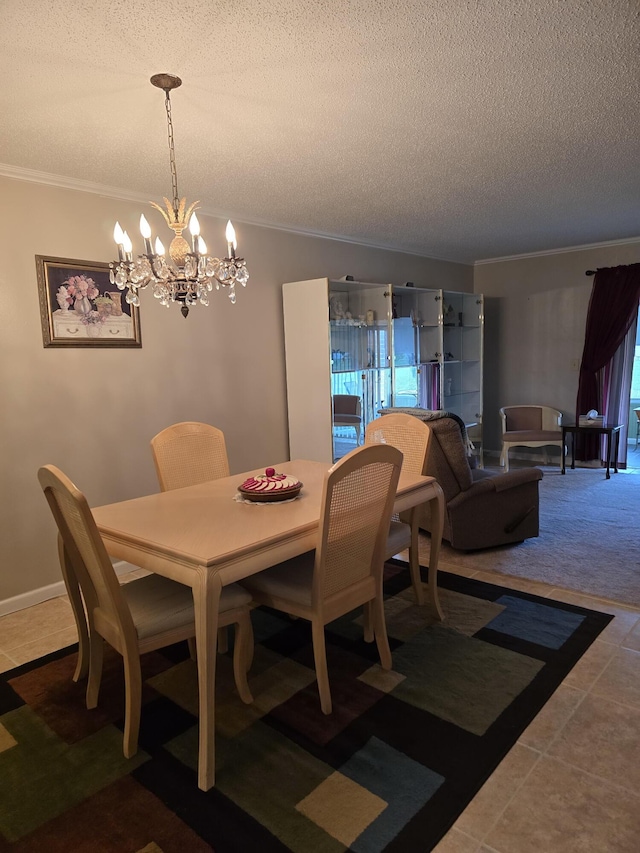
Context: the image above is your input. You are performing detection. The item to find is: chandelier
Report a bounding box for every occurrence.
[110,74,249,318]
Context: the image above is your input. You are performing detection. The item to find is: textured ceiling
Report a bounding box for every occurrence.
[1,1,639,263]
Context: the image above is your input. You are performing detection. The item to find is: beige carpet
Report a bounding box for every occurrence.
[421,466,640,607]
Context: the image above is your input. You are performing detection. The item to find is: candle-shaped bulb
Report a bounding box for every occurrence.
[189,213,200,252]
[139,214,151,238]
[197,236,207,255]
[189,213,200,236]
[155,237,166,256]
[225,220,237,257]
[122,231,133,255]
[139,214,153,254]
[114,221,125,245]
[113,222,125,260]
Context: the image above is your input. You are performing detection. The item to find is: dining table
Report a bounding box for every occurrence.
[93,458,444,791]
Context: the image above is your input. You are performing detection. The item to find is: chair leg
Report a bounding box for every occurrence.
[311,619,332,714]
[58,540,89,682]
[232,612,254,705]
[427,564,444,620]
[187,638,197,660]
[503,447,510,472]
[363,601,374,642]
[122,649,142,759]
[408,514,425,606]
[371,594,392,671]
[86,634,104,710]
[217,626,229,654]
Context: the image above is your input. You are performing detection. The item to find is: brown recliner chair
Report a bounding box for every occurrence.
[416,417,543,550]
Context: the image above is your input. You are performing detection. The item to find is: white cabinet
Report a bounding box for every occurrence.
[283,278,391,462]
[283,278,483,463]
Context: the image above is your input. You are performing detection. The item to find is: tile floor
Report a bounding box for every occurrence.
[2,459,639,851]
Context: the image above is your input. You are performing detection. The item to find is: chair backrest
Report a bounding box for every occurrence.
[312,443,402,604]
[424,417,475,500]
[332,395,361,418]
[364,413,431,476]
[151,421,230,491]
[500,405,562,434]
[38,465,137,647]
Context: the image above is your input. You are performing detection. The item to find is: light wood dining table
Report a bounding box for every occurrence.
[93,459,444,791]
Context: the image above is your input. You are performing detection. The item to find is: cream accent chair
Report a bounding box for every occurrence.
[241,443,402,715]
[151,421,230,491]
[332,395,363,444]
[365,413,442,618]
[500,405,563,471]
[38,464,254,759]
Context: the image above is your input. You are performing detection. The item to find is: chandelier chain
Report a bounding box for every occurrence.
[165,91,180,215]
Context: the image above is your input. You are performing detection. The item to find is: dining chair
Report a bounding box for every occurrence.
[151,420,233,652]
[150,421,230,492]
[241,443,403,715]
[38,464,254,759]
[365,413,442,617]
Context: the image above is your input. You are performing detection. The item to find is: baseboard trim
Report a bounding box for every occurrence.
[0,561,139,618]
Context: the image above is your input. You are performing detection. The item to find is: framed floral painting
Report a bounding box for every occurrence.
[36,255,142,348]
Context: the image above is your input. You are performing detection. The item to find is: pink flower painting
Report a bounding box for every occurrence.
[63,274,99,302]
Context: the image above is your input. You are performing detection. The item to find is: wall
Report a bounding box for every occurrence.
[474,240,640,453]
[0,175,472,605]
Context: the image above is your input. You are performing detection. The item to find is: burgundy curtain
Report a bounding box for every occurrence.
[576,263,640,460]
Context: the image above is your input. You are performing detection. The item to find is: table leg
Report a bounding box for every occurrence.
[614,429,620,474]
[571,431,576,470]
[193,567,222,791]
[561,431,566,474]
[426,484,445,621]
[605,431,611,479]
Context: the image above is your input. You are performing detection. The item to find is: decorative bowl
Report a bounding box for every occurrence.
[237,483,303,503]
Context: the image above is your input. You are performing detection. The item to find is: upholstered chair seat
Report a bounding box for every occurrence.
[500,405,563,471]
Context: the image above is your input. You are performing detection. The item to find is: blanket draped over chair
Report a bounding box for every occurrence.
[379,408,475,455]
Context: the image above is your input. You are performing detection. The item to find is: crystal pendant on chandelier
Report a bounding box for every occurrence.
[109,73,249,317]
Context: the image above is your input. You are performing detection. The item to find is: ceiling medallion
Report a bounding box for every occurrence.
[110,74,248,318]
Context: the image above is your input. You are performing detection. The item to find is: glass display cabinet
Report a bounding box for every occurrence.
[283,278,483,463]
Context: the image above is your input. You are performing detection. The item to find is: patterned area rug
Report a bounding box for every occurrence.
[0,562,611,852]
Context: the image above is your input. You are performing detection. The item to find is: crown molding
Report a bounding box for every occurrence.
[0,162,466,265]
[474,235,640,265]
[2,163,637,267]
[0,162,155,204]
